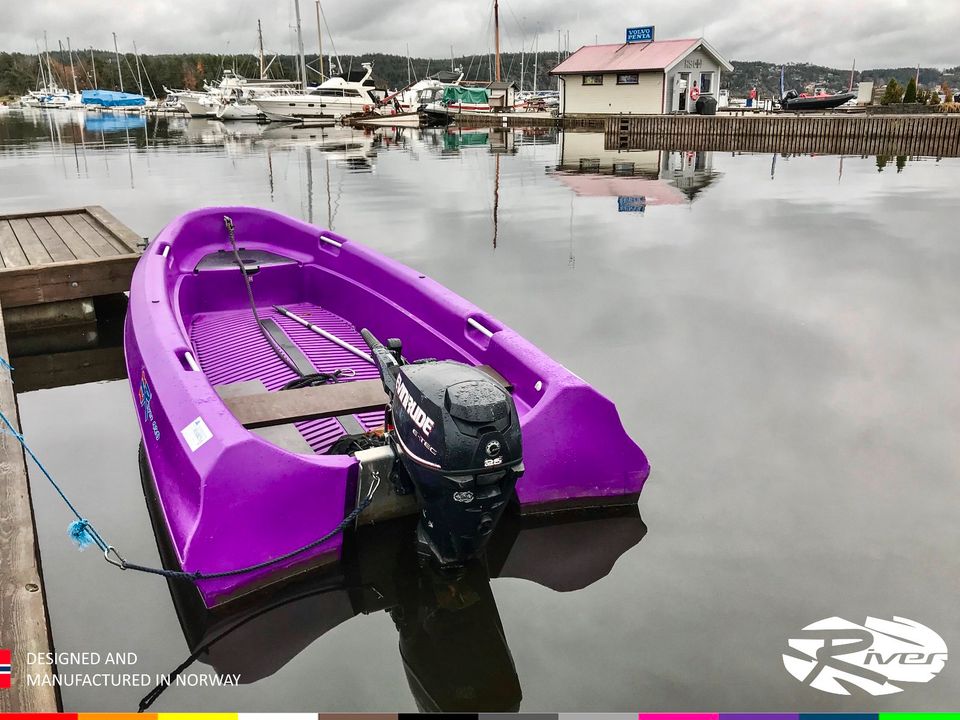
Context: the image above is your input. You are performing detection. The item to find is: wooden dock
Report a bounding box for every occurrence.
[0,206,143,712]
[604,113,960,156]
[0,309,58,712]
[0,206,143,309]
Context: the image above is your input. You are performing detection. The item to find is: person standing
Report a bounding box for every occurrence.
[747,86,758,108]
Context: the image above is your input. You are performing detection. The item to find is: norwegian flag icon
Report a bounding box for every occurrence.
[0,648,11,689]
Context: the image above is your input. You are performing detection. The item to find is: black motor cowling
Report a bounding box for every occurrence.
[361,330,523,569]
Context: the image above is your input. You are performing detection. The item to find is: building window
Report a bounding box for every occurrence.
[617,74,640,85]
[582,74,603,86]
[700,72,713,94]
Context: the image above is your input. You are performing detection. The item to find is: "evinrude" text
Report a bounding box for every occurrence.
[396,376,436,436]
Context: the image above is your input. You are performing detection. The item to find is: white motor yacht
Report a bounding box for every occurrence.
[252,63,382,122]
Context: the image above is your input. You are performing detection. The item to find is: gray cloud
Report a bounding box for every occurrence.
[1,0,957,69]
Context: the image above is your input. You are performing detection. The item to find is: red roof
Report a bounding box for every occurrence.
[551,39,701,75]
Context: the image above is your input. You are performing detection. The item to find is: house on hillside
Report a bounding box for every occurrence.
[550,37,732,116]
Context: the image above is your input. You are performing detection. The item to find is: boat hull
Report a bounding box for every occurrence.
[125,207,650,608]
[253,96,366,121]
[216,103,263,122]
[350,111,449,128]
[782,92,856,111]
[182,97,217,118]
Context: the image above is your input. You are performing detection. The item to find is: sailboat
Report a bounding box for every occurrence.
[22,36,81,109]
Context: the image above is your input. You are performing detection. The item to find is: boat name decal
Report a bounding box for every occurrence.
[138,368,161,441]
[395,376,436,436]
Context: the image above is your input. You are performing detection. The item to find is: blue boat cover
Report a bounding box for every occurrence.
[81,89,147,107]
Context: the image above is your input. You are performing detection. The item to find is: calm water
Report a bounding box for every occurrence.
[1,109,958,711]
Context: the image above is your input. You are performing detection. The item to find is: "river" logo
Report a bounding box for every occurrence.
[783,616,948,695]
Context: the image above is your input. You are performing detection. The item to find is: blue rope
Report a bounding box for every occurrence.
[0,355,371,582]
[0,397,108,553]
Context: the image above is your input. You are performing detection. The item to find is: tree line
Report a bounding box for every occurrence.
[0,49,563,98]
[2,49,956,100]
[722,60,958,98]
[879,76,957,105]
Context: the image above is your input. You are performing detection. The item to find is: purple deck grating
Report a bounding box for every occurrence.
[189,301,385,454]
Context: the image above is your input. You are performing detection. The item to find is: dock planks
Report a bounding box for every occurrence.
[604,113,960,156]
[0,207,143,308]
[0,308,59,712]
[0,206,143,711]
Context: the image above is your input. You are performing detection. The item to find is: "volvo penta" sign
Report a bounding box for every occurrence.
[626,26,655,43]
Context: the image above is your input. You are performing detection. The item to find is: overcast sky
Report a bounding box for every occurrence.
[2,0,956,69]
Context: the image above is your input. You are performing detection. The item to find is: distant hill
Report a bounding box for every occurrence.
[724,60,955,98]
[1,48,956,99]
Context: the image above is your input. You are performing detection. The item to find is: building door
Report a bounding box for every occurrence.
[678,73,690,112]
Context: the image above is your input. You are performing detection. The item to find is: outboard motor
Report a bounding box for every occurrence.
[361,329,523,569]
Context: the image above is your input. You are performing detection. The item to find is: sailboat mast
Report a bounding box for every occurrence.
[494,0,501,82]
[133,41,143,94]
[90,47,98,87]
[293,0,308,91]
[556,29,561,90]
[314,2,325,81]
[36,40,47,88]
[533,34,538,93]
[43,32,54,88]
[520,40,524,93]
[113,33,124,91]
[258,19,265,79]
[67,37,78,94]
[848,58,855,93]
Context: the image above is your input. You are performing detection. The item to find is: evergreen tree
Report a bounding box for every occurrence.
[880,79,903,105]
[903,77,917,103]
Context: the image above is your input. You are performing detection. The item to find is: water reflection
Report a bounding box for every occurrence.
[554,131,719,211]
[5,107,959,712]
[150,505,646,712]
[8,295,128,392]
[84,115,147,134]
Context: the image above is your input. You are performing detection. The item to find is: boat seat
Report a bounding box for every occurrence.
[223,379,387,429]
[194,248,297,273]
[214,380,315,454]
[221,365,513,430]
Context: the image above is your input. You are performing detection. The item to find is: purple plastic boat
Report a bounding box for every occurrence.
[125,206,649,608]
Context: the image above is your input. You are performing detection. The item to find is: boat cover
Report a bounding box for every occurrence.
[81,89,147,107]
[443,86,490,104]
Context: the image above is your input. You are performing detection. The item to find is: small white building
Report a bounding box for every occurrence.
[487,80,518,111]
[551,37,733,115]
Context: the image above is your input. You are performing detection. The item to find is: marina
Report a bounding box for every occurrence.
[1,0,960,711]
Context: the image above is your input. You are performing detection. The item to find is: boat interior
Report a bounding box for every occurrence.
[176,241,521,456]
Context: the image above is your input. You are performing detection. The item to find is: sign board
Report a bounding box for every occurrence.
[626,26,655,43]
[618,196,647,213]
